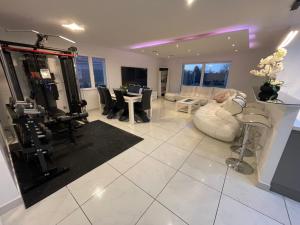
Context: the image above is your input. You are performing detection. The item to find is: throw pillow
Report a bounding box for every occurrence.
[214,91,229,103]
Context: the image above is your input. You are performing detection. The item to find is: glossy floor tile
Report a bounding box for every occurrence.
[153,118,188,132]
[223,169,290,225]
[180,153,227,191]
[178,122,206,139]
[134,135,164,154]
[125,157,176,197]
[193,136,232,165]
[136,201,187,225]
[215,195,282,225]
[108,147,145,173]
[157,172,220,225]
[285,197,300,225]
[2,99,296,225]
[1,188,78,225]
[67,163,120,204]
[150,143,190,169]
[57,208,91,225]
[82,176,153,225]
[145,125,175,141]
[167,132,201,152]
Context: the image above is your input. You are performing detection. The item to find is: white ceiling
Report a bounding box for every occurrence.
[133,30,249,57]
[0,0,299,57]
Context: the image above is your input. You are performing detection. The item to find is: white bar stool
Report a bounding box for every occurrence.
[226,114,271,174]
[231,106,268,156]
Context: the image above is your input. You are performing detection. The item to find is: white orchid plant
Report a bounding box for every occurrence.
[250,48,287,86]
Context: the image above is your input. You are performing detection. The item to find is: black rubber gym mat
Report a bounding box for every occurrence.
[10,120,143,208]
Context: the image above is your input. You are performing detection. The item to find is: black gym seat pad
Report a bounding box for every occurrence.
[10,120,143,208]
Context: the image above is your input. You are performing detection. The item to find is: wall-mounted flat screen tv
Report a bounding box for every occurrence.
[121,66,147,86]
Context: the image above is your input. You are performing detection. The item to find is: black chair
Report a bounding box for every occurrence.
[134,89,152,122]
[97,86,106,115]
[113,89,129,121]
[102,88,115,117]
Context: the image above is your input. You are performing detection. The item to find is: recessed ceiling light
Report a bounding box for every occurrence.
[167,55,170,58]
[186,0,195,6]
[234,49,238,52]
[62,23,85,31]
[227,36,231,40]
[176,43,179,48]
[232,43,236,47]
[187,49,191,52]
[153,50,159,56]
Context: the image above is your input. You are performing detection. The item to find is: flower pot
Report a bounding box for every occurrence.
[258,82,280,101]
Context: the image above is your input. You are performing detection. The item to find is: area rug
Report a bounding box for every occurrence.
[10,120,143,208]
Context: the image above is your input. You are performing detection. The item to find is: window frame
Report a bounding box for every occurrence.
[91,57,107,88]
[181,63,203,86]
[75,55,92,89]
[181,61,231,89]
[75,55,107,90]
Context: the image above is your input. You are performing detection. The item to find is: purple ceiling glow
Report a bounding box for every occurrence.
[129,25,258,49]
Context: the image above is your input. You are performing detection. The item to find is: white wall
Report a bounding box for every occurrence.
[278,34,300,97]
[277,34,300,123]
[165,49,273,100]
[78,44,162,110]
[0,129,20,212]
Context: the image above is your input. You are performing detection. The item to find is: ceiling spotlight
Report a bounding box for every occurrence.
[153,50,159,56]
[227,36,231,40]
[176,43,179,48]
[232,43,236,47]
[186,0,195,6]
[62,23,85,31]
[278,30,299,49]
[234,49,238,52]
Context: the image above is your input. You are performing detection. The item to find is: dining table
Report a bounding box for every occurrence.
[111,92,152,125]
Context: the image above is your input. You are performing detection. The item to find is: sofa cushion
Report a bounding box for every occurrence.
[194,87,212,98]
[165,93,179,102]
[213,91,230,103]
[180,85,194,96]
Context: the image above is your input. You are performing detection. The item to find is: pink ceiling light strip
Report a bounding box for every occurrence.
[129,25,258,49]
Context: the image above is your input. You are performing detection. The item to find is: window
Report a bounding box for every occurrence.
[182,64,202,86]
[75,55,91,88]
[92,57,106,87]
[182,62,230,88]
[203,63,230,88]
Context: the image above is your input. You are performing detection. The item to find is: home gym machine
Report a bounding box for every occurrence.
[0,37,88,190]
[6,98,67,190]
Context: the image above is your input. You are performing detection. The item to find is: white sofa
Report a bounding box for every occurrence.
[165,86,236,104]
[166,86,244,142]
[193,97,241,142]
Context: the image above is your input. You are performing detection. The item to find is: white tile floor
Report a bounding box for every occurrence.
[1,99,300,225]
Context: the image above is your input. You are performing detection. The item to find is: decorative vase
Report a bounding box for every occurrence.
[258,82,280,101]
